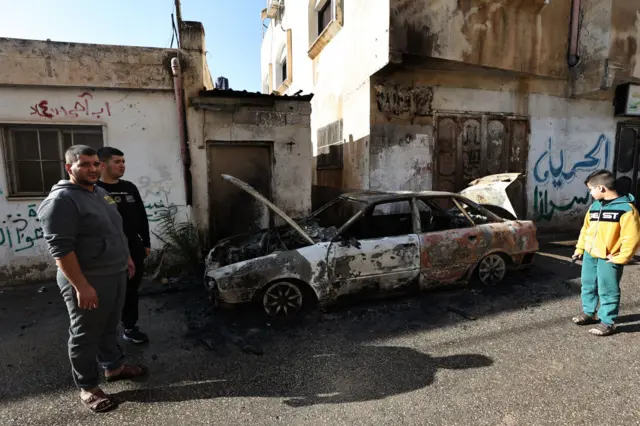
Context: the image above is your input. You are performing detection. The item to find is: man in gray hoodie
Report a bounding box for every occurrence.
[38,145,147,413]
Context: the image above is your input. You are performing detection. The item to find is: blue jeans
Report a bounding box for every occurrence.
[581,252,624,325]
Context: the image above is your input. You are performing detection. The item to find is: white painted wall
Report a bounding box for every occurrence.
[261,0,390,169]
[0,87,186,283]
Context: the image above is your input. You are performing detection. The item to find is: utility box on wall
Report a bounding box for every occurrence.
[614,83,640,117]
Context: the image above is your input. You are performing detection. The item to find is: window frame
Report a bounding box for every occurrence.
[317,0,332,36]
[1,124,105,199]
[308,0,343,60]
[281,57,288,84]
[337,198,418,241]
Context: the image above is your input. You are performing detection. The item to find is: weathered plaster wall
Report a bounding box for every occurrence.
[189,97,312,236]
[390,0,570,79]
[368,67,621,231]
[0,87,185,284]
[369,75,435,191]
[260,0,390,189]
[611,0,640,80]
[527,95,616,230]
[0,38,177,90]
[573,0,640,97]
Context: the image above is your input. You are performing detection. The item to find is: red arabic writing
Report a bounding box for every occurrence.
[30,92,111,119]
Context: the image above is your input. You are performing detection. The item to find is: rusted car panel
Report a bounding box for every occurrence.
[204,174,539,319]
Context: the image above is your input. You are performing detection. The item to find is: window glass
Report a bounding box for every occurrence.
[3,126,104,196]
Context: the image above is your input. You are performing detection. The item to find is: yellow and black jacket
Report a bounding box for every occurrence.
[575,194,640,264]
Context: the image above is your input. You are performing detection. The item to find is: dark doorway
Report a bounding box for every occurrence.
[613,122,640,204]
[208,142,273,243]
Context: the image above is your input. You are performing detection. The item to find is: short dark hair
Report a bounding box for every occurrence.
[97,147,125,163]
[584,169,616,190]
[65,145,97,164]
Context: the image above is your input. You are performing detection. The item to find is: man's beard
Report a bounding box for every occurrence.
[71,174,97,187]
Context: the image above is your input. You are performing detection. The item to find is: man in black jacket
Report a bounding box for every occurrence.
[97,147,151,344]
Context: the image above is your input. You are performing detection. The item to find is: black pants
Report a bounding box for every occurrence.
[121,242,147,330]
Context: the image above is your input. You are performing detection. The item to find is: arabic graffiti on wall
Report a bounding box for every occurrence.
[139,168,175,223]
[533,186,591,222]
[0,204,44,253]
[30,92,111,119]
[532,134,610,221]
[533,134,610,189]
[138,167,172,199]
[144,201,178,223]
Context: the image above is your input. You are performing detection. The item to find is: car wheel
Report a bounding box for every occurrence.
[261,280,306,320]
[477,253,507,286]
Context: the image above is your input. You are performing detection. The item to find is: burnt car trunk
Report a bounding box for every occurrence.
[459,173,526,220]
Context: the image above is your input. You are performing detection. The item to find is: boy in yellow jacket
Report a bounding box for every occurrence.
[572,170,640,336]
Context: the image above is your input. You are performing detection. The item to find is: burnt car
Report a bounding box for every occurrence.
[204,173,538,321]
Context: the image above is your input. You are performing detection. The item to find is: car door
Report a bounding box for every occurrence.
[417,196,486,287]
[326,199,421,299]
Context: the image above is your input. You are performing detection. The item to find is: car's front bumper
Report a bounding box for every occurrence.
[205,276,257,309]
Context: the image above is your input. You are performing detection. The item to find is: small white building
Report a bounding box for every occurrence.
[0,24,213,284]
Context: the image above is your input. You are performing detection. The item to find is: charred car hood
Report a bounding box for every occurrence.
[221,174,314,245]
[206,175,338,271]
[459,173,525,219]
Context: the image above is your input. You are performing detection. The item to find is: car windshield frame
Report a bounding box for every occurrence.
[307,196,369,228]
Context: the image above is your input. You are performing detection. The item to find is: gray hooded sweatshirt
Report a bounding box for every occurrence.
[38,181,130,276]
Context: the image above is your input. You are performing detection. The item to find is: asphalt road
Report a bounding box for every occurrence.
[1,245,640,425]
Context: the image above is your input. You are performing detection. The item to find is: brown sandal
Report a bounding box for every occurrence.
[105,364,147,382]
[572,313,598,325]
[589,323,617,336]
[81,389,118,413]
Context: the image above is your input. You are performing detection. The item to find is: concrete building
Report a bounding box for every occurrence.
[0,23,213,284]
[260,0,640,231]
[0,20,315,285]
[187,90,314,243]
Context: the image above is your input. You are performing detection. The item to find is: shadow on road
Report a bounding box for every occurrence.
[0,240,616,405]
[113,346,492,407]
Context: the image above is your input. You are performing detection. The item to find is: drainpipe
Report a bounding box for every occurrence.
[171,57,193,206]
[568,0,581,67]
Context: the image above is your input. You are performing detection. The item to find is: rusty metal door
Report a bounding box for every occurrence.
[613,123,640,204]
[208,142,272,243]
[435,114,529,196]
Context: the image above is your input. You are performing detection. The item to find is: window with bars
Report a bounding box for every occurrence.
[2,125,104,197]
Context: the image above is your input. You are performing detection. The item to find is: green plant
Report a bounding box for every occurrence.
[151,201,206,278]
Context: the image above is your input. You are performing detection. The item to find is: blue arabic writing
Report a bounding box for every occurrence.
[533,186,591,221]
[533,134,610,189]
[0,204,44,252]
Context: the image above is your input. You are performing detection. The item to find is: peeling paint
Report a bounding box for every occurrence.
[374,84,433,117]
[370,132,433,192]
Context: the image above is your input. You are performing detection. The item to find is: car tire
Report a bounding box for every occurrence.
[476,253,508,286]
[258,280,313,324]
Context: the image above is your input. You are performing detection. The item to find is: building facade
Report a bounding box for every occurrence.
[0,26,211,284]
[0,20,315,285]
[260,0,640,231]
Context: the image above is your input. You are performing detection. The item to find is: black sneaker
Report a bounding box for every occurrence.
[123,327,149,344]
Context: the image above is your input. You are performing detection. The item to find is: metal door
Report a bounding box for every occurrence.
[613,123,640,204]
[208,142,272,243]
